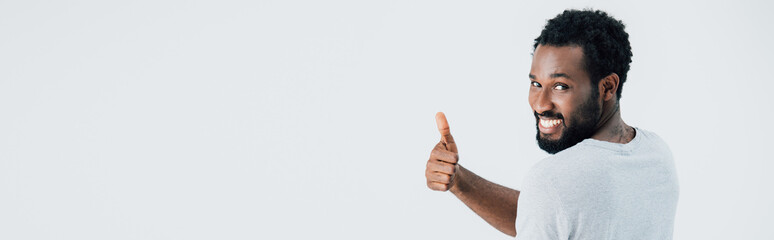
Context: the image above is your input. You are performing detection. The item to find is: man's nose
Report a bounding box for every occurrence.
[532,89,554,114]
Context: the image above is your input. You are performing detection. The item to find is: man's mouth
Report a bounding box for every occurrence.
[538,118,563,134]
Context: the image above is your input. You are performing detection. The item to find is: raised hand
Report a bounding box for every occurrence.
[426,112,460,191]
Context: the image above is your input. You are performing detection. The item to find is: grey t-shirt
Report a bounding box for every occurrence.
[515,128,679,240]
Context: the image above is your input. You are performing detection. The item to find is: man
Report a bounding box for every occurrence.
[424,9,679,239]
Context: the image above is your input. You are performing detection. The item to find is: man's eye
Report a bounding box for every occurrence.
[554,85,568,90]
[531,81,541,87]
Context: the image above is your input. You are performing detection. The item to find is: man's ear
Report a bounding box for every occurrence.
[599,73,620,101]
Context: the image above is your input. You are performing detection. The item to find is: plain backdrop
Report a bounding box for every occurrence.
[1,0,772,239]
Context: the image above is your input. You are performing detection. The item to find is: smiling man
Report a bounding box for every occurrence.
[425,10,679,239]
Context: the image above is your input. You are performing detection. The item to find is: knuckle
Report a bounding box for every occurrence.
[437,150,449,160]
[427,160,439,169]
[440,174,450,182]
[433,173,445,183]
[434,174,447,183]
[434,163,446,173]
[432,143,443,152]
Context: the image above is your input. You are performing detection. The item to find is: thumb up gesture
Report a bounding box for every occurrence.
[426,112,460,191]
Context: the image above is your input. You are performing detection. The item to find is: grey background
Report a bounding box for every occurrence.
[1,0,772,239]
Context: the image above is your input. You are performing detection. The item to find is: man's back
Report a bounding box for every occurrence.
[515,128,679,239]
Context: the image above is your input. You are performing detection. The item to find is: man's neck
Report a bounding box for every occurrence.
[591,102,635,144]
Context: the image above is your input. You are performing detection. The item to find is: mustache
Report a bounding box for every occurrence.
[534,111,564,119]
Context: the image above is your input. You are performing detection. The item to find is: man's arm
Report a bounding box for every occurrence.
[450,165,519,237]
[425,112,520,237]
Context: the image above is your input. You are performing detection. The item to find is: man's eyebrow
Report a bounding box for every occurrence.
[529,73,573,80]
[550,73,572,79]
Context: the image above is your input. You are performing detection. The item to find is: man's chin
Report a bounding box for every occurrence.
[536,131,569,154]
[538,132,562,141]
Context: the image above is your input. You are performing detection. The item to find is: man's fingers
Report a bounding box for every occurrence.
[427,172,452,183]
[430,147,459,164]
[427,181,449,191]
[435,112,458,153]
[427,159,456,175]
[433,142,445,152]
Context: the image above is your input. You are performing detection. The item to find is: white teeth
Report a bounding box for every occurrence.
[541,119,561,128]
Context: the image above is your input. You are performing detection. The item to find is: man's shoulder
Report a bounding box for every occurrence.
[524,147,609,193]
[531,141,610,175]
[525,127,675,194]
[570,127,672,157]
[635,127,672,153]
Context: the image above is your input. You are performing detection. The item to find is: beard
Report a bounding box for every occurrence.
[536,90,601,154]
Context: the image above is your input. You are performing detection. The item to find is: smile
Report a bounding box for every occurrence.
[538,118,563,134]
[540,118,562,128]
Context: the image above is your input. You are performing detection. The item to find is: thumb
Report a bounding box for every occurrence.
[435,112,458,153]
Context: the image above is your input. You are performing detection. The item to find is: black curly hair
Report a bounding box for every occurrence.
[534,9,632,100]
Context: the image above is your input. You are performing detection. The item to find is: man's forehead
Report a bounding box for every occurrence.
[531,44,586,79]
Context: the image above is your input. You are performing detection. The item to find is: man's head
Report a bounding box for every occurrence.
[529,9,632,154]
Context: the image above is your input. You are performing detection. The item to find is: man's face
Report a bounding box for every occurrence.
[529,45,601,154]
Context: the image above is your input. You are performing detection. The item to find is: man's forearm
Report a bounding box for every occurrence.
[450,165,520,237]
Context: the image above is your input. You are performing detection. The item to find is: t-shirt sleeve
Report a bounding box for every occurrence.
[514,163,570,239]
